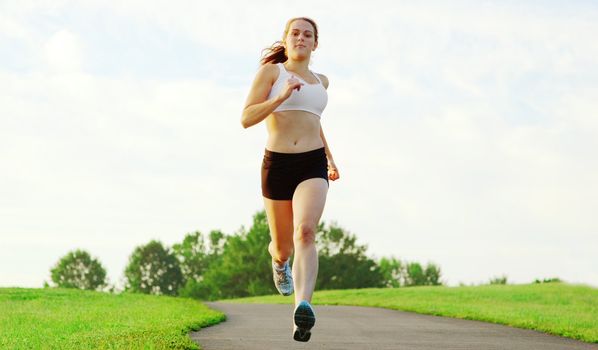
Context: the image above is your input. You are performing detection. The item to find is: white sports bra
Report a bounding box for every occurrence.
[267,63,328,118]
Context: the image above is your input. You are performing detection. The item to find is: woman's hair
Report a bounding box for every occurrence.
[260,17,319,66]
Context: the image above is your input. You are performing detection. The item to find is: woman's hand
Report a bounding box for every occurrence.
[327,160,340,181]
[277,75,304,101]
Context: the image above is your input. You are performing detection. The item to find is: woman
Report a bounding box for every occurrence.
[240,17,339,342]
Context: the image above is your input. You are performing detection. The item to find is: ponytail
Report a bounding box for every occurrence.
[260,41,287,65]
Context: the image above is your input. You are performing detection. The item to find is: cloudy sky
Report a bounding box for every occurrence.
[1,1,597,289]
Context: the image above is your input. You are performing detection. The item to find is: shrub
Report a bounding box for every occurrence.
[489,275,508,285]
[124,240,183,296]
[50,249,107,290]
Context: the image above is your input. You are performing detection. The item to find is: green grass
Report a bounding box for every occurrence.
[225,282,598,344]
[0,287,225,350]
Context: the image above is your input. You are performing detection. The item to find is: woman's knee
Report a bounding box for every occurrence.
[269,240,293,262]
[294,222,317,245]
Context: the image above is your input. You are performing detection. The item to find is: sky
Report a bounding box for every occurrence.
[1,1,597,289]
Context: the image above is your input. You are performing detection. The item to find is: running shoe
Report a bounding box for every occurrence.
[272,260,294,296]
[293,300,316,342]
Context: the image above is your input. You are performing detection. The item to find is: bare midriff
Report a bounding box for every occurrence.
[265,110,323,153]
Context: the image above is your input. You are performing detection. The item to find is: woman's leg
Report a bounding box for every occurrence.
[263,198,294,266]
[291,178,328,306]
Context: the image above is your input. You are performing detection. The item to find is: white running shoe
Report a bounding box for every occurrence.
[293,300,316,342]
[272,260,294,296]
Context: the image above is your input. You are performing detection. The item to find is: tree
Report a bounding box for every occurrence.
[194,211,275,300]
[195,212,388,300]
[316,222,385,290]
[404,261,443,286]
[50,249,107,290]
[377,257,442,287]
[174,230,227,299]
[178,210,445,300]
[378,256,403,287]
[404,262,425,286]
[489,275,508,285]
[124,240,183,296]
[424,262,442,285]
[533,277,561,284]
[172,230,225,282]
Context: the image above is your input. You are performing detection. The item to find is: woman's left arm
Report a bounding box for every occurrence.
[320,126,340,181]
[318,73,339,181]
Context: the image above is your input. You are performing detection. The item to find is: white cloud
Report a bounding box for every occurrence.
[1,1,598,288]
[43,29,84,72]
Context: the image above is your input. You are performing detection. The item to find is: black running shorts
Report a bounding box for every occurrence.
[261,147,329,200]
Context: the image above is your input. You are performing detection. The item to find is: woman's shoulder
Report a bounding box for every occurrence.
[259,62,281,73]
[256,62,281,85]
[315,73,329,89]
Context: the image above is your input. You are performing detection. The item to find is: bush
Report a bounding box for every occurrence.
[316,222,385,290]
[489,275,508,285]
[423,263,442,285]
[50,249,107,290]
[172,230,225,283]
[379,256,403,288]
[180,211,445,299]
[192,211,275,300]
[124,240,183,296]
[379,257,442,287]
[533,277,562,284]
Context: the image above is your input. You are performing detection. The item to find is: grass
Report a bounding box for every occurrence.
[0,287,225,350]
[225,282,598,344]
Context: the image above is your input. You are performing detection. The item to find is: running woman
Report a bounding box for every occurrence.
[241,17,339,342]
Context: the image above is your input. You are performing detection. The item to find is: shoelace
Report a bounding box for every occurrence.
[274,263,291,283]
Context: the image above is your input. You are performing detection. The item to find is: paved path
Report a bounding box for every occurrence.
[190,302,598,350]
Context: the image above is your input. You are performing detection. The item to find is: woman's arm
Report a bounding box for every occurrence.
[319,126,334,162]
[241,64,282,128]
[317,74,339,180]
[320,126,340,181]
[241,64,303,129]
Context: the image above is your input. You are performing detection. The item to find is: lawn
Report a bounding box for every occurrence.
[0,287,225,349]
[226,282,598,343]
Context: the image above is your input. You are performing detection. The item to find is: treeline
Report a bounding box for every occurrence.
[47,211,442,300]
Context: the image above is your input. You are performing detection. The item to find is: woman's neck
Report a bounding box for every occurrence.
[284,59,310,74]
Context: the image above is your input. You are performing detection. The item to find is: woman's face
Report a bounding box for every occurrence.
[284,20,317,60]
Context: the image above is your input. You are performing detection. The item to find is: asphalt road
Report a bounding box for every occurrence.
[190,302,598,350]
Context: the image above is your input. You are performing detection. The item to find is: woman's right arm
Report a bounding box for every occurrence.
[241,63,302,129]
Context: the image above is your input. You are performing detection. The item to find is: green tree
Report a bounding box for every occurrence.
[533,277,561,284]
[124,240,183,296]
[172,230,225,282]
[404,261,443,286]
[316,222,384,290]
[378,256,403,287]
[190,211,275,300]
[181,210,445,300]
[489,275,508,285]
[174,230,227,299]
[50,249,107,290]
[404,262,425,286]
[424,262,442,285]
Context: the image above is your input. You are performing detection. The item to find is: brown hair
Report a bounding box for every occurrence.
[260,17,319,66]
